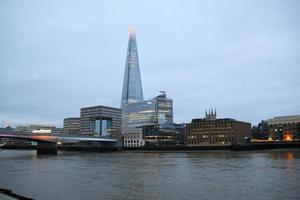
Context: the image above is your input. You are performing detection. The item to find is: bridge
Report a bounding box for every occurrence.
[0,133,119,155]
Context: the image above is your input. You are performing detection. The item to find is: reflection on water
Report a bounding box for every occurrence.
[286,152,295,175]
[287,152,294,161]
[0,149,300,200]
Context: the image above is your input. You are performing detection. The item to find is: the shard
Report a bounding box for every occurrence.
[121,28,144,110]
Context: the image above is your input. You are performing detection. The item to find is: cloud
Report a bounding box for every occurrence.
[1,0,300,127]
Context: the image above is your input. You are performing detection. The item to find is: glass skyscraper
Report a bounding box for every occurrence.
[121,29,144,128]
[121,29,144,110]
[121,30,173,130]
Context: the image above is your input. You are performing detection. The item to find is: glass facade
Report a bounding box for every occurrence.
[89,118,112,136]
[155,93,173,126]
[125,100,156,127]
[120,30,173,132]
[123,93,173,128]
[121,29,144,110]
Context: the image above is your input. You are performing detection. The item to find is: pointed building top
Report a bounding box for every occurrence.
[121,28,143,109]
[129,27,136,35]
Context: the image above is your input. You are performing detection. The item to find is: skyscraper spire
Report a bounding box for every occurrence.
[121,28,143,110]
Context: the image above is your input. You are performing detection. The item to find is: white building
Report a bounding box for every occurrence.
[123,127,145,148]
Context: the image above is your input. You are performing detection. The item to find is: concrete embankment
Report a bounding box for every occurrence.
[124,142,300,152]
[232,141,300,151]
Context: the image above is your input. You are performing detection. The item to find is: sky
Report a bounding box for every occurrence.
[1,0,300,127]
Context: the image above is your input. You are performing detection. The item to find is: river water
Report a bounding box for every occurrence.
[0,149,299,200]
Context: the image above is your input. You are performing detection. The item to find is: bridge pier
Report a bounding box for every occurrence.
[37,142,57,155]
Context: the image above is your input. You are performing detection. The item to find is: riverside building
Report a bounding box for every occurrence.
[121,28,144,129]
[123,127,145,148]
[120,29,178,147]
[124,91,173,128]
[80,105,122,139]
[267,115,300,140]
[122,92,174,148]
[186,109,251,146]
[63,118,80,135]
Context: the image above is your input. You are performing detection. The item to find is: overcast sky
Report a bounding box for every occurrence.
[1,0,300,127]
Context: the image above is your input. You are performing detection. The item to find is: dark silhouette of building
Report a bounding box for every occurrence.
[252,120,269,140]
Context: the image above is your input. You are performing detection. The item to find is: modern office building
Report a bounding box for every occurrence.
[63,117,80,135]
[267,115,300,140]
[80,105,122,139]
[122,92,173,147]
[155,91,173,125]
[124,91,173,128]
[119,29,177,147]
[121,29,144,128]
[186,110,251,146]
[143,123,186,146]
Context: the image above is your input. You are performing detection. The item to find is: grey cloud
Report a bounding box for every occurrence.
[1,0,300,127]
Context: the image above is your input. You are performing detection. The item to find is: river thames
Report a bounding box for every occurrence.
[0,149,299,200]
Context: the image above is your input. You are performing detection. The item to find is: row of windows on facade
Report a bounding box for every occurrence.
[124,140,143,144]
[188,136,234,142]
[272,128,298,132]
[127,116,155,121]
[189,124,233,128]
[123,132,142,135]
[125,144,143,147]
[269,122,300,127]
[124,133,142,137]
[124,134,142,139]
[126,112,156,116]
[188,134,233,138]
[80,110,121,115]
[188,140,230,145]
[66,125,80,128]
[189,131,234,134]
[189,128,233,131]
[188,137,233,142]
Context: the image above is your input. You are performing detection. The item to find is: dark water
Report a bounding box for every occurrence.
[0,149,299,200]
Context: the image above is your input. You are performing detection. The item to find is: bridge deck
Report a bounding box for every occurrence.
[0,133,118,143]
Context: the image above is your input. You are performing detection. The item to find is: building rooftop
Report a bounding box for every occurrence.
[267,115,300,124]
[80,105,121,111]
[191,118,236,123]
[64,117,80,120]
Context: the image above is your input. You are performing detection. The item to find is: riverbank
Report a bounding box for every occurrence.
[0,188,33,200]
[1,141,300,152]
